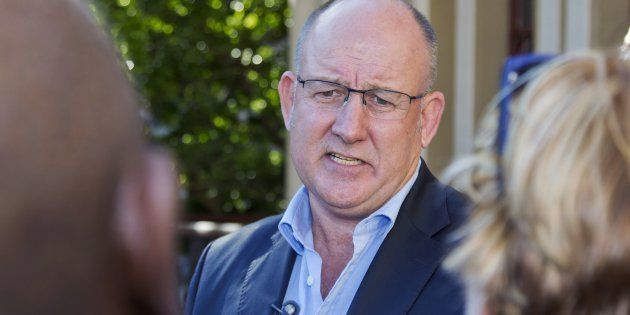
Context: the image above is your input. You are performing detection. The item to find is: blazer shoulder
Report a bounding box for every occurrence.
[203,214,283,264]
[186,214,286,314]
[444,185,470,227]
[407,162,470,237]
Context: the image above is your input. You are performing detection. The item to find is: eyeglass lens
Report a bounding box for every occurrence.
[301,80,411,119]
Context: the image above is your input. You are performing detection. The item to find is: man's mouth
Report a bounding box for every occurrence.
[327,152,364,166]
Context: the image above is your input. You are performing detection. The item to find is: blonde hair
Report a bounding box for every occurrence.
[443,52,630,314]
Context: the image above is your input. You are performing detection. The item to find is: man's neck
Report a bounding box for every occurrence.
[309,201,364,299]
[309,197,363,257]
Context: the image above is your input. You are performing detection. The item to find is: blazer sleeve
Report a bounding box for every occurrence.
[184,242,212,315]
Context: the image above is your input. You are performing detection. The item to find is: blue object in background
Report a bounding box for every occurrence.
[497,53,555,155]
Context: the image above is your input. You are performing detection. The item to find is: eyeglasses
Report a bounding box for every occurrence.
[296,77,426,120]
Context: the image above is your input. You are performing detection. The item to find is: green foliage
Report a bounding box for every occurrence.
[91,0,290,216]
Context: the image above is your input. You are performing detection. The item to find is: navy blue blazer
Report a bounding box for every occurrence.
[186,162,469,315]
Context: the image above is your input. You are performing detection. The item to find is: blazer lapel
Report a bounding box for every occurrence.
[237,230,296,315]
[348,162,451,315]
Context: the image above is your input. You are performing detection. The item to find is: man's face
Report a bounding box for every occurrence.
[280,0,444,220]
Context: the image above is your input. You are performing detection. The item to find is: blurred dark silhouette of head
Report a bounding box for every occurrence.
[0,0,179,314]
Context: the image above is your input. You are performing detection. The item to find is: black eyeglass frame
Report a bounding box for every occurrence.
[296,77,426,106]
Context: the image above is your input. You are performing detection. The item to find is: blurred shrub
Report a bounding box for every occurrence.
[91,0,290,217]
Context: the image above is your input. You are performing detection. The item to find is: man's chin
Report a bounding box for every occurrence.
[314,190,381,219]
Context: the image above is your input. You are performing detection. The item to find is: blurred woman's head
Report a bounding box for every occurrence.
[444,52,630,314]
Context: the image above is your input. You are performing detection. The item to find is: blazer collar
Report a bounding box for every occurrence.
[236,230,296,315]
[347,161,453,314]
[407,160,451,236]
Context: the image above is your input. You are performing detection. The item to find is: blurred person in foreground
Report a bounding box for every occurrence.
[0,0,179,314]
[443,51,630,314]
[186,0,468,314]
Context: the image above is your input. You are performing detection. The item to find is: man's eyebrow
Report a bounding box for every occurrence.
[360,75,404,91]
[312,77,389,90]
[363,82,392,90]
[303,75,413,93]
[306,75,349,86]
[363,82,418,95]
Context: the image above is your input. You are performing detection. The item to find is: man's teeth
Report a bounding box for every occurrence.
[329,153,363,166]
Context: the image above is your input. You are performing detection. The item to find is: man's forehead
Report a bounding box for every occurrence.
[303,52,405,89]
[300,0,426,86]
[318,0,409,24]
[302,33,424,91]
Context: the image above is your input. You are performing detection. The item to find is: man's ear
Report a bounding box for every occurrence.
[113,149,179,314]
[419,91,445,148]
[278,71,297,130]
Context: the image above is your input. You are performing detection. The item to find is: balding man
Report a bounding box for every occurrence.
[0,0,178,314]
[186,1,468,314]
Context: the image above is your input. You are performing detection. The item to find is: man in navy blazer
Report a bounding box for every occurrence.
[186,0,468,314]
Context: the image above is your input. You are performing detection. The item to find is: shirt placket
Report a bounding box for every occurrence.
[303,235,324,311]
[317,219,377,314]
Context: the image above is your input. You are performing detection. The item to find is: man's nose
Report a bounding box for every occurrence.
[330,92,369,143]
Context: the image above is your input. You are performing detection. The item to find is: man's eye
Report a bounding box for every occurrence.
[315,89,343,98]
[368,95,394,107]
[320,90,336,97]
[375,96,391,105]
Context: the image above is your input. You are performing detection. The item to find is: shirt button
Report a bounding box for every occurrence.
[306,275,314,286]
